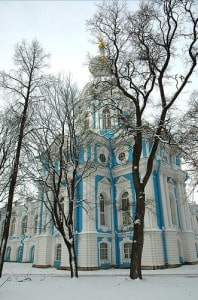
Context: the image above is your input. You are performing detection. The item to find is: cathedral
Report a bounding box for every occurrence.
[0,44,198,270]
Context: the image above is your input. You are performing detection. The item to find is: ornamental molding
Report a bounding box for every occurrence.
[115,176,130,186]
[99,177,110,186]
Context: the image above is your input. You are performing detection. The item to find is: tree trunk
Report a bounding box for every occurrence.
[0,207,12,277]
[0,158,23,277]
[67,240,78,278]
[0,89,30,277]
[130,186,145,279]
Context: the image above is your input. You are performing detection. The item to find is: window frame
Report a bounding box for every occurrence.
[56,243,62,261]
[102,108,111,129]
[6,246,11,261]
[21,215,27,236]
[100,242,108,260]
[124,242,132,259]
[121,192,131,226]
[99,153,106,163]
[99,194,105,226]
[118,152,126,162]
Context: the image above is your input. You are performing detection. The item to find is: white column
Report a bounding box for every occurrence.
[180,183,192,230]
[164,175,173,228]
[145,177,158,229]
[176,181,187,231]
[95,111,99,129]
[159,173,170,229]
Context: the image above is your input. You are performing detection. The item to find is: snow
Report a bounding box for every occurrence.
[1,263,198,300]
[134,219,141,225]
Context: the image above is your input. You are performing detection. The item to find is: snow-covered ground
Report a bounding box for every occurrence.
[1,263,198,300]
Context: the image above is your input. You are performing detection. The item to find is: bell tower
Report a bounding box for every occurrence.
[76,38,127,138]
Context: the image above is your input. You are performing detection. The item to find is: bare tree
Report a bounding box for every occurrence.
[0,105,32,203]
[0,40,49,277]
[87,0,198,279]
[177,91,198,201]
[29,75,96,278]
[0,109,17,202]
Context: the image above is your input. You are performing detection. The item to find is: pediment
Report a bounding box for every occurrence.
[167,177,175,185]
[115,176,129,185]
[99,177,110,185]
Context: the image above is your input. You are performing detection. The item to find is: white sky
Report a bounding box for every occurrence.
[0,0,99,88]
[0,1,197,200]
[0,1,196,90]
[0,0,138,90]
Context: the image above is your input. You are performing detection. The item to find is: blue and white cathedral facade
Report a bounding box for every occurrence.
[0,47,198,270]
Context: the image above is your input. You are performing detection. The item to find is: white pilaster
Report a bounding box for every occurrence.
[159,173,170,229]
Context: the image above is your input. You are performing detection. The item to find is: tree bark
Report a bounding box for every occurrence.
[62,235,78,278]
[130,186,145,280]
[0,44,34,276]
[69,241,78,278]
[0,97,28,276]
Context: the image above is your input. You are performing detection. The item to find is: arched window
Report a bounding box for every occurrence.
[30,246,35,263]
[6,246,11,261]
[99,194,105,226]
[56,244,61,261]
[100,242,108,260]
[124,243,132,259]
[17,246,23,262]
[21,215,27,235]
[34,215,38,234]
[10,217,16,236]
[99,153,106,163]
[121,192,131,226]
[102,108,111,129]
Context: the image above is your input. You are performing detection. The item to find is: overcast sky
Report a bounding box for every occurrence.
[0,1,99,88]
[0,1,197,201]
[0,0,139,90]
[0,1,196,96]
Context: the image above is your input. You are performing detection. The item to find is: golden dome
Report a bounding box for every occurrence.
[98,39,106,49]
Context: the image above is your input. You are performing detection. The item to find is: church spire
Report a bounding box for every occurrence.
[88,34,111,77]
[98,34,106,64]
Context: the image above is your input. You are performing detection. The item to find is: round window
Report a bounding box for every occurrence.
[99,153,106,163]
[118,152,125,161]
